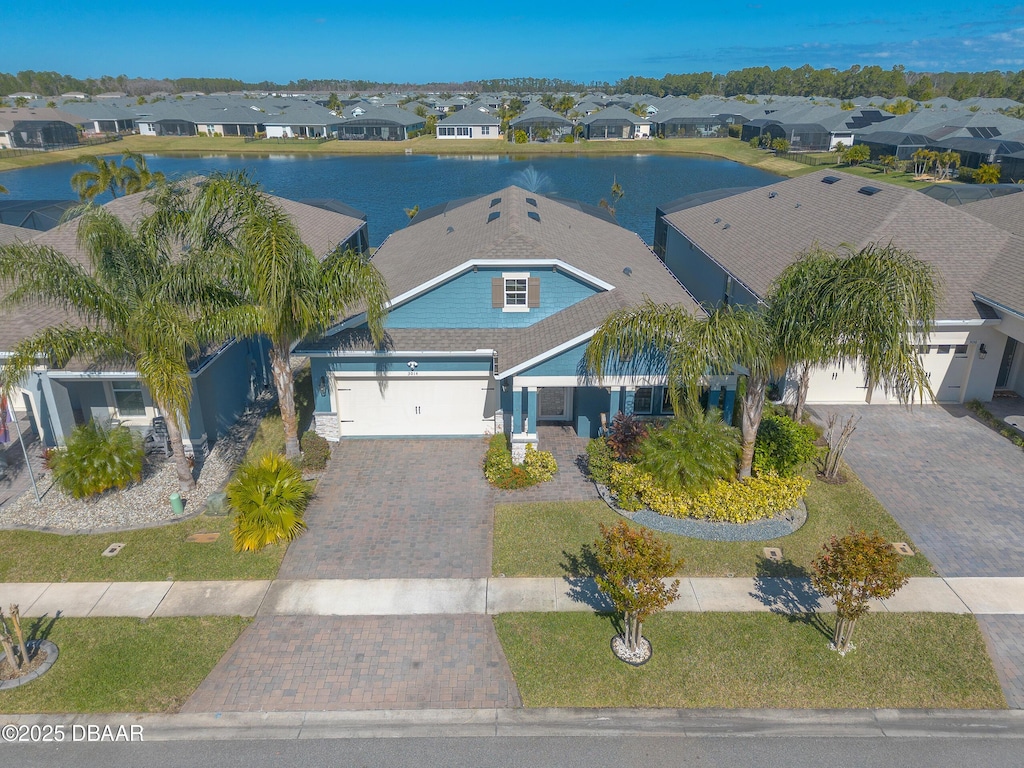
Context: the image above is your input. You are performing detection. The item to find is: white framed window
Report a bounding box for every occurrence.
[503,272,529,312]
[112,381,145,417]
[633,387,653,414]
[456,126,471,136]
[661,387,674,413]
[438,126,455,136]
[481,126,491,135]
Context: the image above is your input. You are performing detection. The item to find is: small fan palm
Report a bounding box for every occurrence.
[228,453,311,553]
[636,411,741,494]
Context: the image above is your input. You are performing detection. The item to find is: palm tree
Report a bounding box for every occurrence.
[0,184,7,195]
[156,174,390,459]
[587,243,938,477]
[70,155,124,201]
[119,151,166,195]
[0,204,237,491]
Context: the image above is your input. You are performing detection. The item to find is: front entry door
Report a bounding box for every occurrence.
[538,387,573,422]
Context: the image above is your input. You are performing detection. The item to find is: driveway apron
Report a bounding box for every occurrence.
[830,403,1024,707]
[186,438,521,712]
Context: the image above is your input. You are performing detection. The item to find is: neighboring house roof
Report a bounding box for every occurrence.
[0,107,85,129]
[509,104,572,127]
[580,105,651,126]
[0,200,77,231]
[0,222,33,245]
[659,168,1019,322]
[0,185,367,353]
[340,105,425,127]
[303,186,702,372]
[960,192,1024,237]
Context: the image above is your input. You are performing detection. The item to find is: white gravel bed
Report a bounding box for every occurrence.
[0,401,268,534]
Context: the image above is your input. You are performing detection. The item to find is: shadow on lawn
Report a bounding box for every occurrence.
[560,543,614,612]
[751,556,831,639]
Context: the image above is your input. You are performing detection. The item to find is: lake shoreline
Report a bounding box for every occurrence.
[0,135,810,178]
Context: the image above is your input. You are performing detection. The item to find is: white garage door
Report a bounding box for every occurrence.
[334,375,495,437]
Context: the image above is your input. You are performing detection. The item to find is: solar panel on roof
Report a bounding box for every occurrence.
[858,186,883,196]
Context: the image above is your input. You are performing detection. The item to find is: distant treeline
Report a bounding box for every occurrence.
[612,66,1024,101]
[4,66,1024,102]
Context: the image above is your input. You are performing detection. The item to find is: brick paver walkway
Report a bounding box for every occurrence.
[279,439,495,580]
[827,404,1024,578]
[497,425,598,503]
[182,615,520,712]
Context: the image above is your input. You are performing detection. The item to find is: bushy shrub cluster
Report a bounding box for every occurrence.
[299,430,331,472]
[753,413,818,476]
[585,437,616,486]
[482,433,558,489]
[228,453,311,553]
[50,421,143,499]
[608,462,809,523]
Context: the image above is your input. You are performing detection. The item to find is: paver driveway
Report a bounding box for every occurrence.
[828,403,1024,708]
[279,439,495,580]
[834,404,1024,578]
[187,437,521,712]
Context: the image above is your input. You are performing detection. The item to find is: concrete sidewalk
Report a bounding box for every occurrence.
[2,576,1022,618]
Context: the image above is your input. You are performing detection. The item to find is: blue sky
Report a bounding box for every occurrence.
[4,1,1023,84]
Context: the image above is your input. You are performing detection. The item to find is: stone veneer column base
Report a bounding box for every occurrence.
[510,433,538,464]
[314,412,340,442]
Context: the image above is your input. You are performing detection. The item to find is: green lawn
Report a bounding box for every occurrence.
[495,612,1005,709]
[0,616,248,713]
[492,465,933,578]
[0,513,285,582]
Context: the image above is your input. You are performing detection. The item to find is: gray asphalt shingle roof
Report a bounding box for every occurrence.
[305,186,702,371]
[660,169,1019,322]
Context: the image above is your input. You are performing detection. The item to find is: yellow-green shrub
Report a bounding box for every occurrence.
[687,474,810,523]
[608,462,808,523]
[523,444,558,482]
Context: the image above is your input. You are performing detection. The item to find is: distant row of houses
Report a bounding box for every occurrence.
[4,90,1024,177]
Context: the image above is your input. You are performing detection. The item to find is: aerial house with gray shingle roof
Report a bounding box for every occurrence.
[655,169,1024,405]
[296,187,729,450]
[0,185,370,457]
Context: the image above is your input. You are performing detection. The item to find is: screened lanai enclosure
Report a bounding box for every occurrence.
[509,106,573,141]
[1,118,79,149]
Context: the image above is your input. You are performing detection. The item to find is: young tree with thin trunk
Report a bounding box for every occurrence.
[811,529,908,653]
[594,521,682,659]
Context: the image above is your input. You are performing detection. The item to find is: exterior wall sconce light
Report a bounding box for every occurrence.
[979,344,988,359]
[318,376,328,397]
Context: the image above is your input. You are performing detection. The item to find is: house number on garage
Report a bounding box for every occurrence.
[407,361,419,375]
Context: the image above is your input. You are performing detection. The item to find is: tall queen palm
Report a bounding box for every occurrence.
[156,174,390,459]
[0,205,237,491]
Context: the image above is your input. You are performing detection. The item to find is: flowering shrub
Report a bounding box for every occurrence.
[483,434,558,489]
[608,462,809,523]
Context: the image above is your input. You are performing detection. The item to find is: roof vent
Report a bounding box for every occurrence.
[822,175,841,184]
[487,211,500,222]
[527,211,540,222]
[623,267,632,276]
[722,223,731,230]
[795,203,801,208]
[768,191,778,198]
[713,217,721,224]
[857,186,882,196]
[525,197,537,207]
[446,226,454,234]
[489,197,501,208]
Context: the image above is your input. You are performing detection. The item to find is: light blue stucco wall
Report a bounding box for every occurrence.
[385,267,598,329]
[193,339,264,447]
[517,341,668,380]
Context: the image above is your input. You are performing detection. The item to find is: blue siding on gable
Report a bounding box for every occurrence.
[386,268,599,329]
[517,340,668,379]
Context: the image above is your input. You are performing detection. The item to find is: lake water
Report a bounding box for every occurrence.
[0,153,779,246]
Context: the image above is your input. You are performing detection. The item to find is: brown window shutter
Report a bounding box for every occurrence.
[492,278,503,307]
[527,277,540,307]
